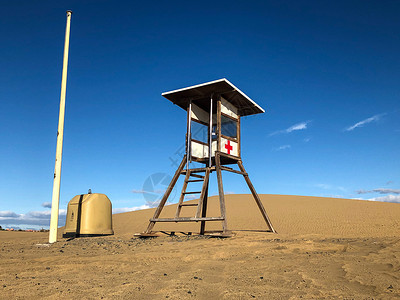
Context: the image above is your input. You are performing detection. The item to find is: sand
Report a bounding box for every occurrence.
[1,194,399,299]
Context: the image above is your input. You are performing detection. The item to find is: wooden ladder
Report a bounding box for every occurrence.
[175,168,209,218]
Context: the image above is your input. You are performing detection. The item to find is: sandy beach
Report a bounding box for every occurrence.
[1,194,399,299]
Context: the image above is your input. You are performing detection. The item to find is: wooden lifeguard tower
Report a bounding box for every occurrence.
[138,79,275,237]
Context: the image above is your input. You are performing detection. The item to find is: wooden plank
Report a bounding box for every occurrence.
[190,156,208,164]
[217,151,240,161]
[217,97,221,152]
[221,111,239,121]
[180,203,198,207]
[183,191,201,194]
[237,160,276,233]
[195,168,210,218]
[144,155,187,233]
[150,217,224,222]
[188,173,204,179]
[175,169,191,218]
[220,134,238,143]
[220,166,247,175]
[182,167,214,173]
[215,152,228,232]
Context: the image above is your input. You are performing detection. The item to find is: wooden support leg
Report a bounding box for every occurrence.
[237,160,276,233]
[215,152,228,233]
[144,155,187,233]
[199,186,208,235]
[197,168,210,235]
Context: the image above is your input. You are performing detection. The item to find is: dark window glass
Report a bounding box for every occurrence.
[221,115,237,138]
[191,120,208,143]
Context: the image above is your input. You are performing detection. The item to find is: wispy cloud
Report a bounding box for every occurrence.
[132,189,168,195]
[303,137,311,142]
[275,145,291,151]
[356,188,400,195]
[41,202,52,208]
[269,121,311,136]
[316,184,332,190]
[315,184,347,192]
[345,113,385,131]
[112,205,150,214]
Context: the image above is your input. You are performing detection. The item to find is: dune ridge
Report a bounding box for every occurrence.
[113,194,400,238]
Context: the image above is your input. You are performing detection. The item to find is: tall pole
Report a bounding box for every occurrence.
[49,10,72,244]
[208,94,213,167]
[186,100,192,169]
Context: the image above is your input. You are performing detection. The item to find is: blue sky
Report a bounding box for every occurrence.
[1,1,399,229]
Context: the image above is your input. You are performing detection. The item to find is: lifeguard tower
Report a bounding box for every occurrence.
[138,79,275,237]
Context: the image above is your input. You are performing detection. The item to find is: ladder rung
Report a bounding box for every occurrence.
[187,179,204,183]
[187,167,208,173]
[180,204,198,207]
[183,191,201,194]
[189,174,204,179]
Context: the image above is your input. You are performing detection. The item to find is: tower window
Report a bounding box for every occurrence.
[191,120,208,143]
[221,115,237,138]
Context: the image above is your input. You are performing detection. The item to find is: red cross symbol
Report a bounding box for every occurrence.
[225,140,233,155]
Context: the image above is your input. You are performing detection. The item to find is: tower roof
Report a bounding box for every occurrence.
[162,78,265,116]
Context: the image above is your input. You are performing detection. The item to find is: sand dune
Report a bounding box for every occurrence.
[1,194,399,299]
[113,194,400,238]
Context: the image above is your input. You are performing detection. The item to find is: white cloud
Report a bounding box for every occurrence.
[0,210,66,228]
[112,205,150,214]
[368,195,400,203]
[275,145,291,151]
[269,121,311,136]
[0,211,19,218]
[41,202,52,208]
[345,113,385,131]
[303,137,311,142]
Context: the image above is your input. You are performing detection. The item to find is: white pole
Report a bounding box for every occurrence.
[49,10,72,244]
[208,95,213,167]
[186,100,192,169]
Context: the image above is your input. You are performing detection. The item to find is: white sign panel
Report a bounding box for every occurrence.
[221,137,238,157]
